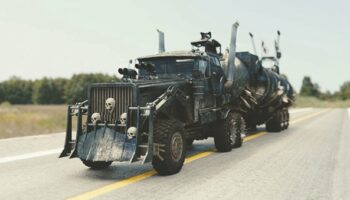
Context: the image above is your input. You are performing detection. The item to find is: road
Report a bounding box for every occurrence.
[0,108,349,200]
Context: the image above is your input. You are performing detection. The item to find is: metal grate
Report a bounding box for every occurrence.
[89,85,133,123]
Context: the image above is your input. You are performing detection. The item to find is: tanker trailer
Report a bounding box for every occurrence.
[221,25,294,132]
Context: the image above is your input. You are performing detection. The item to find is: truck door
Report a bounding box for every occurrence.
[208,55,224,96]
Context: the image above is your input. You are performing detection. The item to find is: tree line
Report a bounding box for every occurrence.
[0,73,118,104]
[300,76,350,100]
[0,74,349,105]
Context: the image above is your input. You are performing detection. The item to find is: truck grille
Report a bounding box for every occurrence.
[89,85,133,123]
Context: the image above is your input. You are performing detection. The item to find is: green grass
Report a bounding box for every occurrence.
[294,96,350,108]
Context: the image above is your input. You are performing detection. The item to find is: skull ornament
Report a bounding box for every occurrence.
[91,113,101,124]
[105,98,116,111]
[120,112,127,124]
[127,127,137,139]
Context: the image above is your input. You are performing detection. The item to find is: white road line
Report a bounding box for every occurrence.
[289,107,313,114]
[0,132,65,142]
[348,108,350,118]
[0,148,61,164]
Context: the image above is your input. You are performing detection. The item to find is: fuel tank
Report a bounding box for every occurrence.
[225,51,294,109]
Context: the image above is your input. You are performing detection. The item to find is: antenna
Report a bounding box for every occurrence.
[261,41,268,56]
[277,30,281,46]
[275,30,282,59]
[157,29,165,53]
[249,32,258,56]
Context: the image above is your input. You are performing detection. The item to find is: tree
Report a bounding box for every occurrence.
[0,83,4,103]
[32,78,67,104]
[0,76,33,104]
[64,73,117,104]
[339,81,350,100]
[300,76,320,97]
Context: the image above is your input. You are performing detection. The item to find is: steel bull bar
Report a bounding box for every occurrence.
[59,101,156,165]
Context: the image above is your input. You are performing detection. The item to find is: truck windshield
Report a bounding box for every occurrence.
[139,58,195,77]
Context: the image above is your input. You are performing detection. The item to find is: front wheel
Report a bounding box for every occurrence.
[214,112,246,152]
[152,120,186,176]
[81,159,112,170]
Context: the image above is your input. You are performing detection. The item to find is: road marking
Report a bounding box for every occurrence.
[69,109,330,200]
[70,151,214,200]
[0,132,65,142]
[289,109,330,125]
[289,107,313,114]
[348,108,350,118]
[0,148,62,164]
[244,131,267,142]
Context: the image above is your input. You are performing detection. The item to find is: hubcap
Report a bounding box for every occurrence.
[171,132,183,162]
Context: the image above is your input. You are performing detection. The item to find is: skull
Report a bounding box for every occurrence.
[105,98,116,111]
[91,113,101,124]
[120,112,127,124]
[127,127,137,139]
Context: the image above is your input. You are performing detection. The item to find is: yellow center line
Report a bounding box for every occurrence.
[244,131,267,142]
[68,109,330,200]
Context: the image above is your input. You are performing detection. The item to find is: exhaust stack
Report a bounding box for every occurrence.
[157,29,165,53]
[224,22,239,90]
[249,32,258,56]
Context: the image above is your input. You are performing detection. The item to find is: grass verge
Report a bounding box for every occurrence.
[294,96,350,108]
[0,104,66,139]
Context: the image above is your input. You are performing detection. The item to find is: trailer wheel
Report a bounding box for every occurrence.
[214,112,246,152]
[80,159,112,170]
[281,111,286,130]
[285,109,290,129]
[152,120,186,175]
[266,110,283,132]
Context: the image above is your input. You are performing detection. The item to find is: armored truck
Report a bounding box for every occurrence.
[60,22,294,175]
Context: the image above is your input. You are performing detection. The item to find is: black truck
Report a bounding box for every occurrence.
[60,22,294,175]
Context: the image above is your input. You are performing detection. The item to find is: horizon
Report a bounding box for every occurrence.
[0,0,349,92]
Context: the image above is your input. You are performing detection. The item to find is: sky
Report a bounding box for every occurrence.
[0,0,349,92]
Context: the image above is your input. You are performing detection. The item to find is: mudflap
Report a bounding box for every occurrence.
[77,127,136,162]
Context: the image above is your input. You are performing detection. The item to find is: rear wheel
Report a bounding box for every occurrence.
[152,120,186,175]
[214,112,246,152]
[284,109,290,129]
[81,159,112,170]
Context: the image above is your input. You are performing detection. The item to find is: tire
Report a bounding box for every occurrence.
[81,159,112,170]
[266,110,283,132]
[214,112,246,152]
[152,120,186,176]
[285,109,290,129]
[281,111,286,130]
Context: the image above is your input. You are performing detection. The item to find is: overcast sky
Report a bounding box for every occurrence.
[0,0,349,92]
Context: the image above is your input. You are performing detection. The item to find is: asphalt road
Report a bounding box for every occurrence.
[0,108,349,200]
